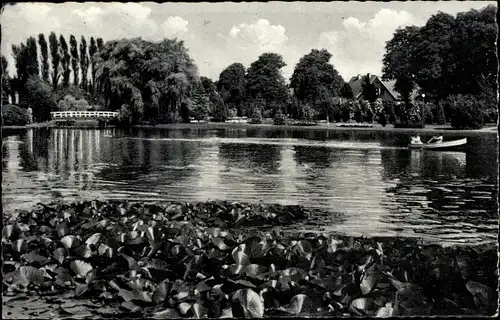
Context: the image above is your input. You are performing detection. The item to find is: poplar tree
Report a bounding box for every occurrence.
[69,35,79,86]
[49,32,61,90]
[79,36,89,91]
[38,33,50,83]
[59,35,71,87]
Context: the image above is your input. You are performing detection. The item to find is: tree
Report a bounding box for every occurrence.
[383,5,496,113]
[26,37,39,78]
[11,37,39,88]
[413,12,456,101]
[290,49,344,118]
[20,76,56,122]
[69,35,79,86]
[340,82,354,99]
[49,32,61,90]
[89,37,98,92]
[38,34,50,83]
[217,63,246,116]
[451,6,497,99]
[361,74,377,102]
[1,55,11,105]
[200,76,215,94]
[59,35,71,87]
[79,36,89,91]
[245,53,288,114]
[96,38,104,51]
[188,82,211,121]
[383,26,419,104]
[94,37,198,123]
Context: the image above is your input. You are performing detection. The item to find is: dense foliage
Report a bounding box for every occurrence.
[1,104,30,126]
[245,53,288,115]
[290,49,344,120]
[3,5,496,128]
[2,200,497,318]
[57,95,91,111]
[93,38,199,123]
[20,76,56,122]
[382,5,497,127]
[444,95,485,129]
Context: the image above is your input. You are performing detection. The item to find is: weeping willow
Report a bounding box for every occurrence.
[93,38,199,123]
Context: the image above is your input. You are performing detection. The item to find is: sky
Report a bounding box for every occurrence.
[1,1,496,83]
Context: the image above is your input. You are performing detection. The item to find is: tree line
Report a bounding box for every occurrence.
[2,5,496,128]
[383,5,497,128]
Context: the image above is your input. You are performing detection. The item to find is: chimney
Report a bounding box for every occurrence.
[357,74,361,80]
[367,73,371,78]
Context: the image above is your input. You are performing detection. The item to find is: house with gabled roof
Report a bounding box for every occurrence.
[348,74,419,104]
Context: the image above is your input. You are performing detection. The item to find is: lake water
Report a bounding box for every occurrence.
[2,127,498,246]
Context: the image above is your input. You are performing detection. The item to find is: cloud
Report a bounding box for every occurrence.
[227,19,288,52]
[1,3,191,76]
[161,16,189,38]
[317,8,417,79]
[208,18,302,81]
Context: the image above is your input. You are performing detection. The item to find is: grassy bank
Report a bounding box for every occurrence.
[2,200,497,318]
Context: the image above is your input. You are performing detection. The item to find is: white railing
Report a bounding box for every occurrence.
[50,111,119,119]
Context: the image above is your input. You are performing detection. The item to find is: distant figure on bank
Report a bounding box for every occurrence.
[411,135,424,145]
[427,135,443,144]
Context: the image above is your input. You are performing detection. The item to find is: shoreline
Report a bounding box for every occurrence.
[2,121,498,136]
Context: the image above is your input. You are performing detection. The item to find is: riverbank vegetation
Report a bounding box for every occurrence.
[2,200,497,318]
[1,5,496,129]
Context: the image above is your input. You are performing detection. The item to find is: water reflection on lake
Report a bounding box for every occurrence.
[2,127,497,246]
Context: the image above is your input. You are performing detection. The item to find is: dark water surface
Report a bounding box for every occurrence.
[2,127,497,246]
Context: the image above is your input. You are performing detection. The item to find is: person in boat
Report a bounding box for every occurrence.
[410,135,423,145]
[427,135,443,144]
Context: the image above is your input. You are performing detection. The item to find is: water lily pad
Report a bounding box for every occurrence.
[232,251,250,266]
[466,281,494,307]
[232,288,264,318]
[85,233,102,246]
[21,252,48,264]
[152,308,181,319]
[12,239,25,253]
[53,248,66,264]
[360,263,379,295]
[70,260,93,278]
[61,235,80,249]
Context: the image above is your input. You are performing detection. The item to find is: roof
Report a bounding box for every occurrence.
[348,74,419,101]
[380,79,400,100]
[348,74,377,99]
[381,79,421,100]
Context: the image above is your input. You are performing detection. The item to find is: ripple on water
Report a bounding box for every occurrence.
[2,128,498,246]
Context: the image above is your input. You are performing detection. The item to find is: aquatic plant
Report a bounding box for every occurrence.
[2,200,497,318]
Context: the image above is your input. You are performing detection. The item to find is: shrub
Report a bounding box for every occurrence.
[211,103,227,122]
[383,101,397,124]
[417,102,435,124]
[393,122,425,129]
[227,108,237,118]
[353,101,363,123]
[273,109,287,125]
[446,94,484,129]
[301,103,318,122]
[250,108,263,124]
[54,85,89,103]
[57,95,90,111]
[2,104,30,126]
[435,102,447,125]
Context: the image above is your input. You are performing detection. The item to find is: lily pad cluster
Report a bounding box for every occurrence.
[2,200,498,318]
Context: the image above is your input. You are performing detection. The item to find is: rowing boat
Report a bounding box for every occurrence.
[408,138,467,150]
